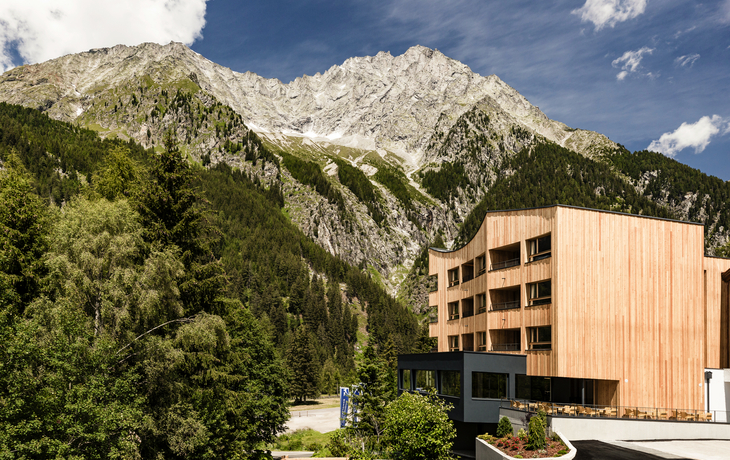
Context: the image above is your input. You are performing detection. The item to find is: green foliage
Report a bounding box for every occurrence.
[609,148,730,250]
[288,325,321,402]
[527,413,546,450]
[0,305,143,459]
[335,158,385,224]
[269,429,332,454]
[419,161,469,203]
[0,101,149,203]
[517,428,528,442]
[496,416,514,438]
[716,241,730,258]
[0,101,425,458]
[0,155,49,312]
[281,152,346,214]
[373,165,412,209]
[455,141,673,247]
[382,391,456,460]
[93,145,144,200]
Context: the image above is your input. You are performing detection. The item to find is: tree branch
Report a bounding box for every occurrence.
[115,315,196,356]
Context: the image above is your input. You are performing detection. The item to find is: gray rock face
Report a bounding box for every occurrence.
[0,42,615,168]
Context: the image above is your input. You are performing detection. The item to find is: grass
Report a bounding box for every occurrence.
[266,429,332,453]
[289,397,341,412]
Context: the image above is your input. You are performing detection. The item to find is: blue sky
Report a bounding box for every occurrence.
[1,0,729,179]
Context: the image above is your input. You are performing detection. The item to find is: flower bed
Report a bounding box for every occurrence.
[478,433,570,459]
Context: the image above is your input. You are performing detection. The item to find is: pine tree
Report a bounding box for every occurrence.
[288,325,321,402]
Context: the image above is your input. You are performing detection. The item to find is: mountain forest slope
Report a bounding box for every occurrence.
[1,42,728,313]
[0,102,429,456]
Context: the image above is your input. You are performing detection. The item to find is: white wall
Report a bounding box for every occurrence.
[550,417,730,441]
[705,368,730,422]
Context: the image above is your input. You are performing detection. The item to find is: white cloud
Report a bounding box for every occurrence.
[674,53,700,68]
[0,0,209,72]
[572,0,647,30]
[648,115,730,157]
[611,46,653,80]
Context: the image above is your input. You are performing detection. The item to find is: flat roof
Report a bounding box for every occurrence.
[430,203,705,254]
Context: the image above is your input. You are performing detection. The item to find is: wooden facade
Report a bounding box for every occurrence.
[428,205,730,411]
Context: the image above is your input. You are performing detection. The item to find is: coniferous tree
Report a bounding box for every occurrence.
[288,325,321,402]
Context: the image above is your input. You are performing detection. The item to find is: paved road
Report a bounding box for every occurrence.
[572,440,692,460]
[286,407,341,434]
[626,440,730,460]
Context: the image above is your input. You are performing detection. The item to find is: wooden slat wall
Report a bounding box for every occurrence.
[428,205,728,412]
[429,207,557,372]
[704,259,730,368]
[555,207,706,410]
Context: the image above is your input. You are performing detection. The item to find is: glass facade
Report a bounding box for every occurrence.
[415,370,436,391]
[440,371,461,397]
[472,372,508,399]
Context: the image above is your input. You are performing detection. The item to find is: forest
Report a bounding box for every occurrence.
[0,102,426,458]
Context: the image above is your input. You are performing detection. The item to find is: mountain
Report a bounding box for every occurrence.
[1,42,727,311]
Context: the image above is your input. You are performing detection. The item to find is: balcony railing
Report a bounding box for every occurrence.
[490,300,521,311]
[476,266,487,277]
[491,343,520,352]
[448,313,460,320]
[490,258,521,271]
[429,315,438,323]
[448,279,460,287]
[502,399,730,424]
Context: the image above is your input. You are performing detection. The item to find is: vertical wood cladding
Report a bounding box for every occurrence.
[428,205,730,412]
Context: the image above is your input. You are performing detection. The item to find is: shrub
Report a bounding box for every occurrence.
[517,428,528,441]
[557,448,569,456]
[527,414,546,450]
[496,416,514,438]
[383,391,455,460]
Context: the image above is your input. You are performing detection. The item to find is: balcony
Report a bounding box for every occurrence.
[490,257,520,271]
[491,343,521,352]
[490,285,521,312]
[475,254,487,277]
[461,261,474,283]
[461,297,474,318]
[490,300,521,311]
[490,243,520,272]
[490,328,521,353]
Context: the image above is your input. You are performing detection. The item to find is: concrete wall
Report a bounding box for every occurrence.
[551,417,730,441]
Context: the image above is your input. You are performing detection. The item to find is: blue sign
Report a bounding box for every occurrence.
[339,387,350,428]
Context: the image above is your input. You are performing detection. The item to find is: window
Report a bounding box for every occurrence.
[440,371,461,397]
[477,293,487,314]
[528,326,552,350]
[477,331,487,351]
[516,375,551,401]
[415,370,436,391]
[448,301,459,320]
[472,372,508,399]
[448,335,459,352]
[448,268,460,287]
[476,254,487,276]
[528,234,551,262]
[528,280,551,306]
[400,369,411,390]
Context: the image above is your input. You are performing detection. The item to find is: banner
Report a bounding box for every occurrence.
[339,387,350,428]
